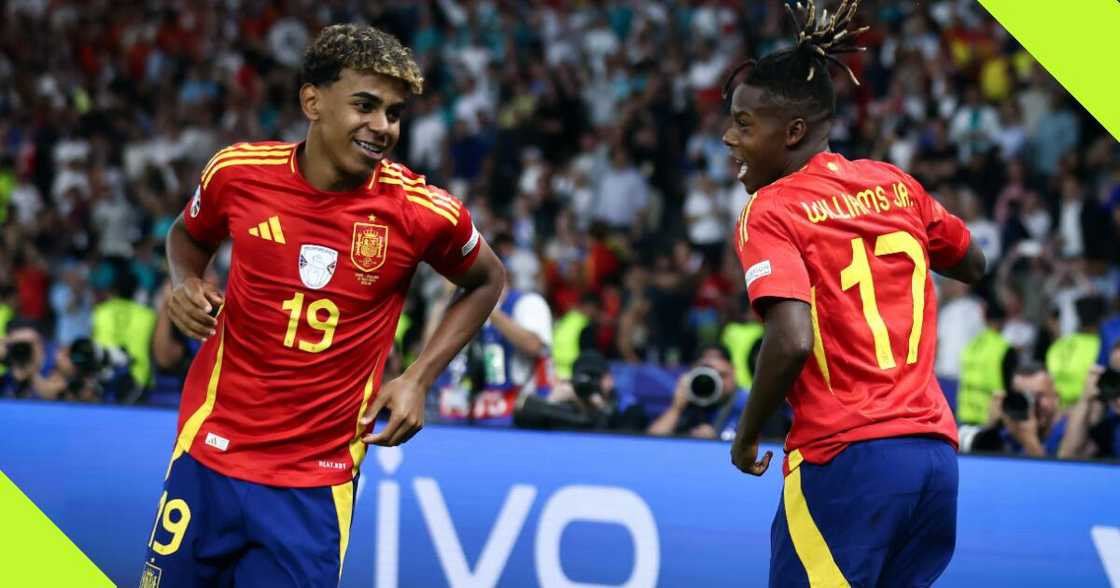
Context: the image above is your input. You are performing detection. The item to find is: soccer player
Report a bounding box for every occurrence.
[723,1,986,586]
[143,25,504,587]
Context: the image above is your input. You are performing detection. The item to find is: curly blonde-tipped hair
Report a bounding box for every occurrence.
[301,24,424,95]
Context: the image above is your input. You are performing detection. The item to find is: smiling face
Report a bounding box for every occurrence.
[302,68,408,182]
[722,84,798,194]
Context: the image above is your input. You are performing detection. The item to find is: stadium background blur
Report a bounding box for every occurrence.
[0,0,1117,459]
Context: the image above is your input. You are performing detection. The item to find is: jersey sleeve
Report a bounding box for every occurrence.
[903,172,971,269]
[421,186,482,277]
[735,191,811,314]
[181,149,233,246]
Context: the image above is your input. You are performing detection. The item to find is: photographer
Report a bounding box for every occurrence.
[0,321,60,399]
[44,337,136,403]
[648,345,745,440]
[513,350,648,432]
[1057,341,1120,459]
[968,363,1068,457]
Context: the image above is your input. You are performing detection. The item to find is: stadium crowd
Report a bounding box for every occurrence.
[0,0,1117,459]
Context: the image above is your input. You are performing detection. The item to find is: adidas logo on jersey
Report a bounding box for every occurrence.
[248,216,286,244]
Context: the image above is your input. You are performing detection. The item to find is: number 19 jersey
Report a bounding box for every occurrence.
[734,152,970,473]
[176,142,481,487]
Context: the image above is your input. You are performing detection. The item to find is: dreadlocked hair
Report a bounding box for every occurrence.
[301,24,424,95]
[722,0,867,120]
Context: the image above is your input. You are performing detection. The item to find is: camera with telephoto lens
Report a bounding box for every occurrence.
[683,366,724,408]
[1098,368,1120,403]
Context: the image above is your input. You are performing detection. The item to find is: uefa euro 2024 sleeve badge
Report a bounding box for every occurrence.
[351,215,389,286]
[298,244,338,290]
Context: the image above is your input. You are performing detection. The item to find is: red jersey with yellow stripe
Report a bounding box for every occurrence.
[176,141,481,487]
[733,152,968,473]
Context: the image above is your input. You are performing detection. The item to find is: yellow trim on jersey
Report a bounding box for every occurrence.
[349,365,379,477]
[202,157,291,190]
[379,164,427,185]
[406,195,459,225]
[202,145,294,180]
[738,193,758,247]
[331,481,355,580]
[378,177,461,210]
[784,449,850,587]
[288,146,297,175]
[169,326,226,472]
[809,287,832,391]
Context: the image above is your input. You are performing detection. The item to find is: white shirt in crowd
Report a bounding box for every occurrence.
[505,292,553,394]
[936,295,984,379]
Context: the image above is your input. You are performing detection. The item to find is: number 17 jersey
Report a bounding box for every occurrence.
[734,152,970,472]
[176,142,481,487]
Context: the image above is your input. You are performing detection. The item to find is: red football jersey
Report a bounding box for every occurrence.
[174,141,481,487]
[734,152,969,472]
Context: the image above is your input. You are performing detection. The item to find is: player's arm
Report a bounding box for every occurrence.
[933,238,985,285]
[165,214,225,340]
[407,242,505,387]
[730,299,813,475]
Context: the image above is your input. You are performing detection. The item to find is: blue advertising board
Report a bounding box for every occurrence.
[0,400,1117,587]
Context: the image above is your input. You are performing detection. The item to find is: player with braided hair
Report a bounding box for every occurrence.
[724,1,986,585]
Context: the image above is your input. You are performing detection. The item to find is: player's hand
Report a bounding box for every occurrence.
[360,374,426,447]
[166,277,224,340]
[731,437,773,476]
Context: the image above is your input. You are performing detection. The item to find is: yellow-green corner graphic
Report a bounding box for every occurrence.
[0,470,113,586]
[979,0,1120,142]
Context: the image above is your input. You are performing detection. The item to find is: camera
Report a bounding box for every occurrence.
[571,351,608,401]
[683,366,723,408]
[65,338,134,401]
[4,341,34,369]
[1002,388,1034,422]
[1098,368,1120,403]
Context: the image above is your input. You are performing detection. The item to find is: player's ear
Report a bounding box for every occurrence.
[300,83,322,122]
[785,117,808,148]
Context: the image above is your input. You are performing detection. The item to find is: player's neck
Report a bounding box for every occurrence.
[780,139,830,178]
[299,138,368,193]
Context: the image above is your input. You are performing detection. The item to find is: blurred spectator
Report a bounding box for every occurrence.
[1046,295,1106,407]
[968,363,1067,457]
[0,320,56,399]
[936,279,985,381]
[91,264,156,397]
[721,299,764,391]
[48,261,92,346]
[593,147,649,235]
[434,263,554,426]
[553,293,599,379]
[648,345,744,440]
[956,299,1017,426]
[1058,342,1120,459]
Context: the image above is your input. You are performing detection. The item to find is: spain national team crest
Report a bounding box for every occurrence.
[351,220,389,273]
[140,562,163,588]
[298,244,338,290]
